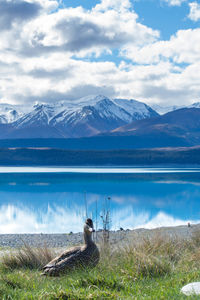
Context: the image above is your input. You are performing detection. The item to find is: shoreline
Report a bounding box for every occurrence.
[1,147,200,166]
[0,166,200,173]
[0,223,199,249]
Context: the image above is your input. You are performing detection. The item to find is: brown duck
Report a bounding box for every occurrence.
[42,218,99,276]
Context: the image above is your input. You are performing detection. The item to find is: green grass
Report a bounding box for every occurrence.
[1,233,200,299]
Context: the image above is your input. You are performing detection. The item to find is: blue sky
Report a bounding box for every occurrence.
[63,0,197,39]
[134,1,195,38]
[0,0,200,107]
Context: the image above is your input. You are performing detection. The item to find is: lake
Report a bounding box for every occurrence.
[0,167,200,233]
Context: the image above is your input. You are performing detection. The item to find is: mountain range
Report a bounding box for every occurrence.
[0,95,200,150]
[0,95,158,139]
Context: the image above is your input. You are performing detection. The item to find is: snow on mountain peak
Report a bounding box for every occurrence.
[151,104,181,115]
[189,102,200,108]
[113,98,158,120]
[151,101,200,115]
[0,95,159,137]
[0,104,23,124]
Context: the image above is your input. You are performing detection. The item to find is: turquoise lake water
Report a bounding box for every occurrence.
[0,167,199,233]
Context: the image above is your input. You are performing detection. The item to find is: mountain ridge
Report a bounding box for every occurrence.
[0,95,158,138]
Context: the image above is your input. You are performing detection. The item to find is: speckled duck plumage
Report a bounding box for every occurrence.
[42,218,100,276]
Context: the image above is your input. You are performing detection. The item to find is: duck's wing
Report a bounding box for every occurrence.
[42,245,82,270]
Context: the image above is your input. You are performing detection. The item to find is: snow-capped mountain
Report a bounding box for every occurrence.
[113,98,158,119]
[188,102,200,109]
[0,104,23,124]
[2,95,200,140]
[151,101,200,115]
[0,95,159,138]
[14,103,64,128]
[50,97,134,137]
[151,104,181,115]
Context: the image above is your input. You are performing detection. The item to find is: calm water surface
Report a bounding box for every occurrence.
[0,167,200,233]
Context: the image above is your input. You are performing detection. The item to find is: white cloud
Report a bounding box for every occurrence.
[0,0,200,107]
[94,0,132,11]
[2,51,200,106]
[123,28,200,64]
[162,0,187,6]
[0,0,161,104]
[18,1,158,58]
[117,27,200,105]
[188,2,200,21]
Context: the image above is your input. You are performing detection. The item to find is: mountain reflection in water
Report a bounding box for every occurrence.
[0,170,199,233]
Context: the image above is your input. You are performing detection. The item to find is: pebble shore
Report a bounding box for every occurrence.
[0,223,200,249]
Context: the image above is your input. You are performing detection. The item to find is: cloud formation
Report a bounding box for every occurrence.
[19,1,158,57]
[188,2,200,21]
[0,0,41,31]
[0,0,200,106]
[163,0,187,6]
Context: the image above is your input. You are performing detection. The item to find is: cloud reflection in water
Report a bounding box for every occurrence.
[0,204,199,234]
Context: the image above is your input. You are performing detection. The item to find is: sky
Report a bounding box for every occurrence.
[0,0,200,107]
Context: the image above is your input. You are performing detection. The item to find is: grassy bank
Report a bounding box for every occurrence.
[0,234,200,299]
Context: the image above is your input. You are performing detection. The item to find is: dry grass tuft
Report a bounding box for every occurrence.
[191,230,200,247]
[98,232,200,279]
[2,244,56,270]
[2,230,200,279]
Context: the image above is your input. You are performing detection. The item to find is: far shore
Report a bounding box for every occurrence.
[1,146,200,166]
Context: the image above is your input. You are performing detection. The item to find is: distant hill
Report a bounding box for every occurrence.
[106,108,200,147]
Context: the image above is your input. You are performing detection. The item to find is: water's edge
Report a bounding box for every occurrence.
[0,166,200,173]
[0,223,199,248]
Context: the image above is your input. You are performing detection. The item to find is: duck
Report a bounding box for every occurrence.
[42,218,100,276]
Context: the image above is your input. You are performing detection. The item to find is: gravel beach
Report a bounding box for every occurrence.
[0,223,200,249]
